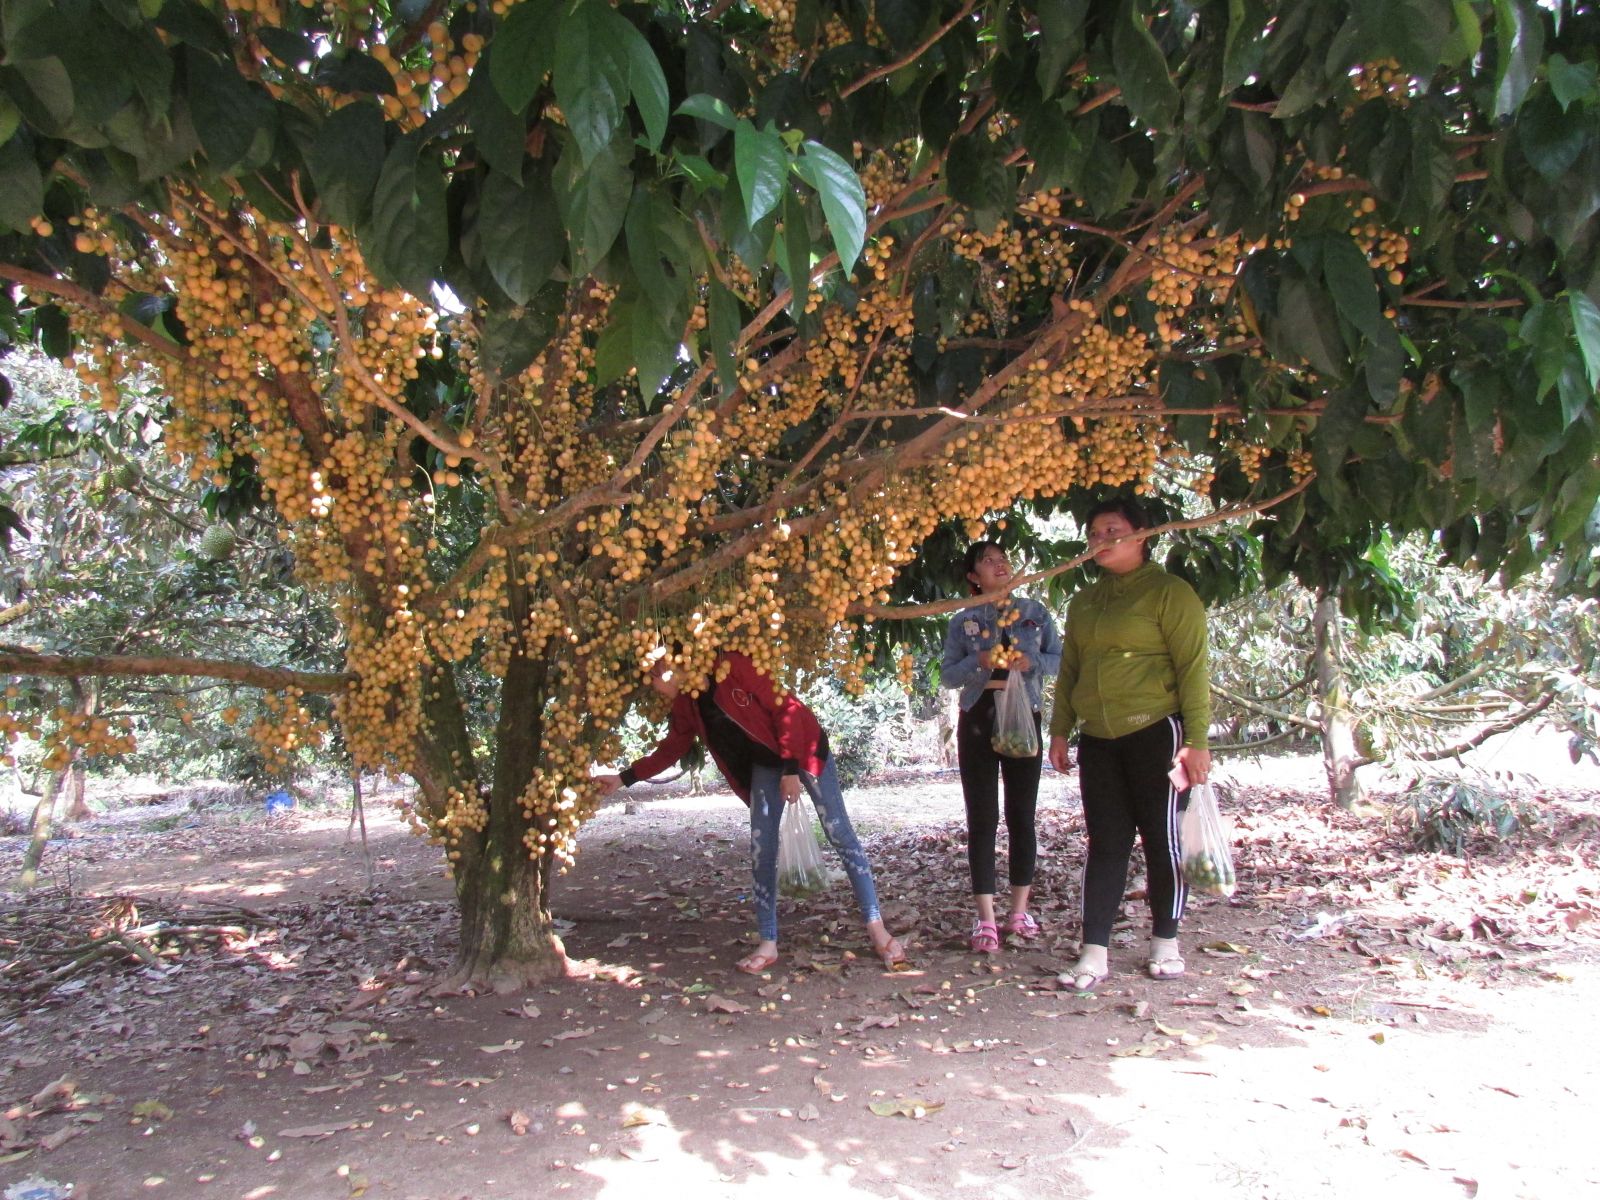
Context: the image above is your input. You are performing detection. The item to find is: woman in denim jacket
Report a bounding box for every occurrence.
[939,542,1063,953]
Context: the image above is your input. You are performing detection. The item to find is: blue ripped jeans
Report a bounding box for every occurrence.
[749,756,881,942]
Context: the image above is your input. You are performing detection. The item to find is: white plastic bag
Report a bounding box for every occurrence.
[776,798,829,894]
[1180,782,1237,897]
[990,672,1040,758]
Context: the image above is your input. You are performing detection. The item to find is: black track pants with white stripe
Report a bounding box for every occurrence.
[1076,715,1188,946]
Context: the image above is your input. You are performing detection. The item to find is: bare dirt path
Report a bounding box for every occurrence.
[2,748,1598,1200]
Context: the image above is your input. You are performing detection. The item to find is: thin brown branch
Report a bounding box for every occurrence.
[857,474,1315,620]
[1400,295,1525,311]
[1413,692,1555,762]
[0,264,186,362]
[1211,683,1321,733]
[839,0,979,100]
[0,646,348,693]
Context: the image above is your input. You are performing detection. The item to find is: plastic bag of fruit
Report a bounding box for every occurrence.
[1179,782,1236,897]
[776,795,829,894]
[989,672,1040,758]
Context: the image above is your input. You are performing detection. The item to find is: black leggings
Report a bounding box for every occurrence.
[956,690,1041,895]
[1077,715,1188,945]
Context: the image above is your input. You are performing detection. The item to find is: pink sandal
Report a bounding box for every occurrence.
[1003,911,1040,940]
[736,950,780,975]
[968,919,1000,954]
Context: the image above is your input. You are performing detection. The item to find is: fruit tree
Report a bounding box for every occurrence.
[0,0,1596,987]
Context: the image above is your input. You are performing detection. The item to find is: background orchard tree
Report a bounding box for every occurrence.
[0,349,346,882]
[0,0,1597,988]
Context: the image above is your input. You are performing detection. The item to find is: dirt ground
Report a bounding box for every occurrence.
[2,736,1598,1200]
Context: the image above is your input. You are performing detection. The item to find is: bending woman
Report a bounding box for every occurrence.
[940,542,1062,953]
[596,650,905,975]
[1047,498,1211,990]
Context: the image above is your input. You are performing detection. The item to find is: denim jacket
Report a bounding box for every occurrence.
[939,595,1063,713]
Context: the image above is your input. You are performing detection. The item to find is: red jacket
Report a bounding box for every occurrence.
[623,652,826,803]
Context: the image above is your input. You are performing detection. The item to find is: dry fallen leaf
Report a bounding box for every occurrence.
[868,1098,944,1118]
[279,1120,360,1139]
[131,1099,174,1123]
[703,994,748,1014]
[620,1104,665,1128]
[479,1040,525,1055]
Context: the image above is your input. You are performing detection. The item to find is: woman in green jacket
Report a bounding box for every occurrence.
[1047,498,1212,991]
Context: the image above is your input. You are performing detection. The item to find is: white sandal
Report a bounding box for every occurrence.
[1146,955,1185,979]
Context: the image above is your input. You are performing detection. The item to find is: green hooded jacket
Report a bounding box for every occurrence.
[1048,562,1210,748]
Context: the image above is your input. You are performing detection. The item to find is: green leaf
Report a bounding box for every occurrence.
[0,95,20,146]
[794,140,866,276]
[673,153,726,193]
[619,17,669,152]
[257,27,314,68]
[308,100,385,229]
[1322,236,1383,340]
[676,93,738,133]
[479,294,559,382]
[554,128,633,277]
[491,0,558,114]
[632,300,682,400]
[1440,0,1483,66]
[311,49,397,97]
[1035,0,1089,96]
[469,49,528,181]
[625,186,693,312]
[1112,0,1179,130]
[1517,90,1586,180]
[1310,386,1368,486]
[186,46,276,173]
[1548,54,1599,112]
[555,0,629,166]
[364,133,448,294]
[1492,0,1543,120]
[0,135,44,233]
[2,0,56,57]
[1456,367,1499,434]
[592,297,636,387]
[1519,300,1569,402]
[479,167,563,305]
[779,184,810,321]
[153,0,229,55]
[1275,270,1346,378]
[1352,0,1451,76]
[1571,292,1600,393]
[735,121,788,228]
[706,280,741,390]
[7,57,76,135]
[1221,0,1268,94]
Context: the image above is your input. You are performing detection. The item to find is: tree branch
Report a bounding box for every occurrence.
[839,0,979,100]
[1211,683,1321,732]
[855,475,1314,620]
[0,264,187,362]
[0,646,348,693]
[1413,691,1555,762]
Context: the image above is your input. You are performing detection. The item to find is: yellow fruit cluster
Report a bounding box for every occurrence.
[247,690,329,778]
[368,26,484,129]
[0,693,43,769]
[38,712,137,773]
[1350,58,1414,106]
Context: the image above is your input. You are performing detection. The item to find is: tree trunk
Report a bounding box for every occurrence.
[445,646,566,991]
[18,765,67,889]
[418,578,566,992]
[63,761,90,822]
[63,680,94,823]
[1312,585,1364,809]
